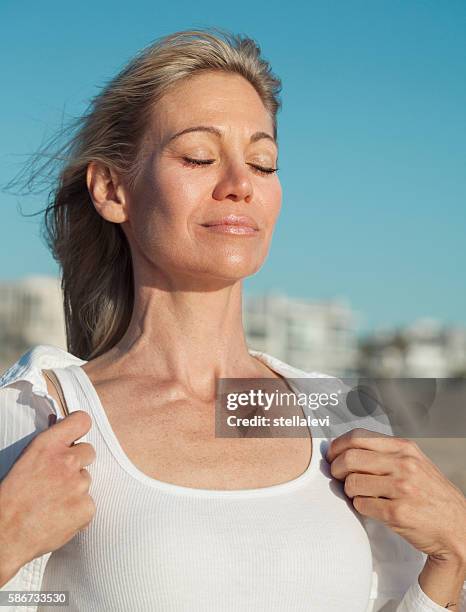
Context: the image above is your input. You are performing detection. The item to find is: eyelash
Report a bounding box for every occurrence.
[181,157,279,176]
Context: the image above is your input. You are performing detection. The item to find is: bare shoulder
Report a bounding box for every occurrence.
[41,370,67,419]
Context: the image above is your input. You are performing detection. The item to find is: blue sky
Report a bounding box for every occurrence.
[1,0,465,335]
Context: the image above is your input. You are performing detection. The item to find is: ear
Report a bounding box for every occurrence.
[86,161,129,223]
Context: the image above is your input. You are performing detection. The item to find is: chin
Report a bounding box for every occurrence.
[212,253,264,276]
[189,256,264,284]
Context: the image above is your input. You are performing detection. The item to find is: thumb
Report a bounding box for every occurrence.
[45,410,92,447]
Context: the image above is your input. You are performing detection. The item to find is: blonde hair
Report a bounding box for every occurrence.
[6,27,282,360]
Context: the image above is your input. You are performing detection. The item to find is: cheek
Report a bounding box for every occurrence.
[150,161,206,218]
[130,165,203,253]
[263,180,282,227]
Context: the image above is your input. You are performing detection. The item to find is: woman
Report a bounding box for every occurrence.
[0,28,465,612]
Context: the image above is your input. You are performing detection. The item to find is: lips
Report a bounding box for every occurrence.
[201,214,259,230]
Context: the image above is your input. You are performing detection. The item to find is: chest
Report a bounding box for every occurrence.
[90,379,313,490]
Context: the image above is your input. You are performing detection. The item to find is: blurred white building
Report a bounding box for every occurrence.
[0,276,66,374]
[358,317,466,377]
[243,292,359,376]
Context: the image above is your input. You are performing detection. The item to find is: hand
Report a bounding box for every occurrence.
[0,411,96,583]
[326,428,466,565]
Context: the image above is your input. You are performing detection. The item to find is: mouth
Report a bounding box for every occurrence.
[200,214,259,235]
[200,224,258,235]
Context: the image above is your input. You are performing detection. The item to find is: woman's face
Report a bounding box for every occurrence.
[124,70,282,286]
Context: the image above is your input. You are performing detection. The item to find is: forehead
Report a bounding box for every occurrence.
[147,71,275,143]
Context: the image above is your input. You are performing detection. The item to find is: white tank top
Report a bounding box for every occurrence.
[39,364,375,611]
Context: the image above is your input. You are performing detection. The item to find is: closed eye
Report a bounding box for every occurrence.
[181,157,278,176]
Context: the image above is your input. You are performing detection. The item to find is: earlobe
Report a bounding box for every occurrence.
[95,201,128,224]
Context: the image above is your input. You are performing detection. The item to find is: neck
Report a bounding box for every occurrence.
[93,273,275,397]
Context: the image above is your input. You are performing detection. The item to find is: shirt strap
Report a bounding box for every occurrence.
[42,368,70,418]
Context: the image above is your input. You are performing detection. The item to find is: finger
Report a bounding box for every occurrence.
[344,473,399,500]
[330,448,395,480]
[42,411,92,447]
[326,427,408,463]
[79,469,92,490]
[70,442,96,468]
[352,496,391,521]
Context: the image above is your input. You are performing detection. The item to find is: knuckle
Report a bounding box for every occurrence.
[401,456,419,476]
[395,477,414,496]
[344,448,359,466]
[388,501,407,523]
[344,478,351,496]
[353,496,365,513]
[63,452,80,471]
[400,438,419,454]
[78,442,96,463]
[344,473,358,496]
[78,469,92,491]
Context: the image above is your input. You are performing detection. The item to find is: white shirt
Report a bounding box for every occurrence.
[0,344,464,612]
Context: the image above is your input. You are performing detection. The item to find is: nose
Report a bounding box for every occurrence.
[212,160,253,203]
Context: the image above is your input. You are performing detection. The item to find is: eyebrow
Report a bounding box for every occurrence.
[164,125,277,147]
